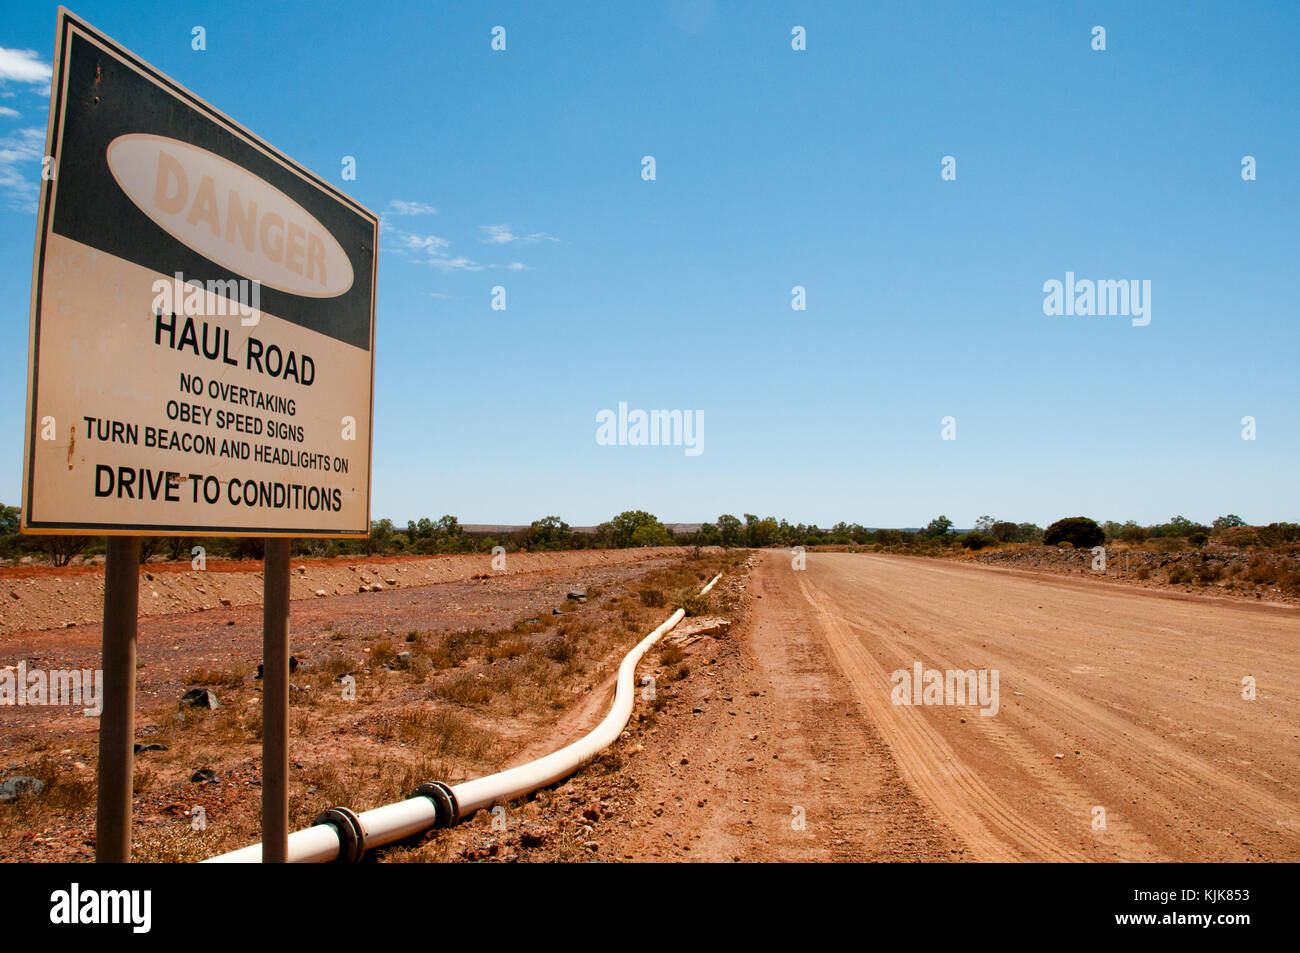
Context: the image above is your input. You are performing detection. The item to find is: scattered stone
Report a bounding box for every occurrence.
[180,688,220,710]
[315,589,327,597]
[519,826,553,848]
[672,616,731,640]
[191,768,217,783]
[133,743,168,754]
[369,583,384,592]
[219,598,232,607]
[385,578,398,587]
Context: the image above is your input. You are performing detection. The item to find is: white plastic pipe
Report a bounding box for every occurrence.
[205,572,723,863]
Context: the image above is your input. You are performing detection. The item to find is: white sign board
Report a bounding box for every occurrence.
[22,10,377,537]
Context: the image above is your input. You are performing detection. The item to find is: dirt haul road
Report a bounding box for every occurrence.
[750,550,1300,861]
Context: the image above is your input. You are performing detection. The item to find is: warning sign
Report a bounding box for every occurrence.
[22,10,377,537]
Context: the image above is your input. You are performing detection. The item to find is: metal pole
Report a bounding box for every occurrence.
[96,535,142,863]
[261,537,292,862]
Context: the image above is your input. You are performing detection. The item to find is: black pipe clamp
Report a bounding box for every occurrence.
[313,806,367,863]
[411,781,460,828]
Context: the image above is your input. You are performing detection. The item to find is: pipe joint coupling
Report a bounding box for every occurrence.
[313,806,367,863]
[411,781,459,827]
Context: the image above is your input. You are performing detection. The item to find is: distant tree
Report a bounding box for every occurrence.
[1118,521,1146,543]
[365,518,395,555]
[138,537,162,564]
[1015,522,1044,543]
[0,504,19,537]
[744,514,780,547]
[165,536,194,561]
[1044,517,1104,548]
[973,515,996,534]
[1189,530,1209,549]
[1255,522,1300,546]
[921,515,953,538]
[630,523,672,547]
[961,532,997,550]
[526,515,571,551]
[1213,514,1246,531]
[991,521,1018,542]
[232,537,265,560]
[715,514,743,548]
[1163,515,1194,538]
[45,535,91,567]
[693,521,719,546]
[610,510,670,548]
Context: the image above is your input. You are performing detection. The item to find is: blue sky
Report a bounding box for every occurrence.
[2,1,1297,529]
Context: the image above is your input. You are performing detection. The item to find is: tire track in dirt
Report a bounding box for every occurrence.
[790,568,1083,860]
[779,551,1300,861]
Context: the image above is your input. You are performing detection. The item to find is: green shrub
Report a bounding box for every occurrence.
[1044,517,1104,549]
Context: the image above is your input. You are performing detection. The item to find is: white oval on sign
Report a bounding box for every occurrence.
[106,134,354,298]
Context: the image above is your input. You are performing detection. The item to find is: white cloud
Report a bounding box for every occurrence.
[387,199,437,216]
[480,223,560,245]
[506,261,530,270]
[0,48,52,85]
[398,231,450,253]
[481,224,516,244]
[428,255,483,272]
[0,126,46,211]
[0,106,18,118]
[381,222,483,271]
[380,220,447,251]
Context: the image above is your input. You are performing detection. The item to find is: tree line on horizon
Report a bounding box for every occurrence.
[3,501,1297,566]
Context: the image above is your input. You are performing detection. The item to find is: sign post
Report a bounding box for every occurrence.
[95,535,141,862]
[22,10,377,862]
[261,538,291,862]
